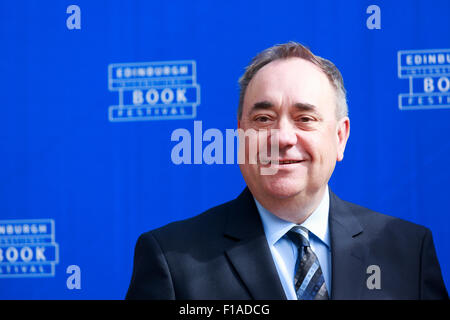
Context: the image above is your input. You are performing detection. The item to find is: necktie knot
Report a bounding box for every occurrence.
[287,226,310,248]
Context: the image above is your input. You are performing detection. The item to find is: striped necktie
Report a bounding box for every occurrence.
[287,226,329,300]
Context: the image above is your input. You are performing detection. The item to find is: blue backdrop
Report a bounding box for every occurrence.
[1,0,449,299]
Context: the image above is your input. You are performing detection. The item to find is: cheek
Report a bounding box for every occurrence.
[305,131,338,164]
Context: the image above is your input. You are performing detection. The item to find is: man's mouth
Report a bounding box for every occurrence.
[257,158,306,166]
[278,160,303,165]
[257,159,304,166]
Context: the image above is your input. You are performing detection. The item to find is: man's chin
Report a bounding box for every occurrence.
[261,184,305,200]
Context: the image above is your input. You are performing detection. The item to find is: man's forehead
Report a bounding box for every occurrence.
[245,58,333,105]
[241,57,337,118]
[254,57,326,82]
[245,58,332,99]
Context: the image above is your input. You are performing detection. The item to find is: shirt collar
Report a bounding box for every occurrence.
[254,186,330,248]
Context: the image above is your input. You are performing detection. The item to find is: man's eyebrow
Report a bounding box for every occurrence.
[250,101,274,113]
[249,101,319,113]
[293,102,318,112]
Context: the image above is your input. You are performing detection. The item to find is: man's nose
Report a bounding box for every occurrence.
[274,118,297,149]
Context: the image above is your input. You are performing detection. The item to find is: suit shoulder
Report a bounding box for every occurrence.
[339,197,430,237]
[142,198,235,246]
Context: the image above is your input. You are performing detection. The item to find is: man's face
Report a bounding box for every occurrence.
[238,57,350,203]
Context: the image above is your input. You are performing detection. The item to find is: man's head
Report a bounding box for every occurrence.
[237,42,350,219]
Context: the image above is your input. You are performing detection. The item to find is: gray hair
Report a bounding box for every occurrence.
[238,42,348,120]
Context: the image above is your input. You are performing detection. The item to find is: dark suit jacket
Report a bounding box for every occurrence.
[126,188,448,300]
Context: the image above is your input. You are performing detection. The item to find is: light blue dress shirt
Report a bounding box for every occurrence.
[254,186,331,300]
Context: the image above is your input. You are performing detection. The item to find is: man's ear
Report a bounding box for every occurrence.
[336,117,350,162]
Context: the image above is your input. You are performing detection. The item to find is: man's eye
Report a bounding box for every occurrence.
[255,116,271,122]
[299,117,314,123]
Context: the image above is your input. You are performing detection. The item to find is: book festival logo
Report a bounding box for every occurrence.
[108,60,201,122]
[397,49,450,110]
[0,219,59,278]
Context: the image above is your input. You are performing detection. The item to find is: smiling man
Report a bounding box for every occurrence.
[238,54,349,225]
[126,42,448,300]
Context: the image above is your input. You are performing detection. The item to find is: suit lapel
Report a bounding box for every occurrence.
[223,188,369,300]
[329,190,367,299]
[223,188,287,300]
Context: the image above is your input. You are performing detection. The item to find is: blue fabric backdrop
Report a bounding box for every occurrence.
[1,0,449,299]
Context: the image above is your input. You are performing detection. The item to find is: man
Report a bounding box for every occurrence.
[126,42,448,300]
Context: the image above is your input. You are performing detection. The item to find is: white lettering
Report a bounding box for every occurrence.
[176,88,187,103]
[66,265,81,289]
[14,225,22,234]
[406,55,413,65]
[161,88,174,104]
[366,265,381,289]
[437,77,450,92]
[38,224,47,234]
[30,224,38,234]
[428,54,436,64]
[171,129,191,165]
[66,5,81,30]
[424,77,435,93]
[170,123,279,175]
[133,90,144,105]
[203,129,223,165]
[20,247,33,262]
[35,247,46,261]
[145,89,159,104]
[414,55,422,65]
[366,5,381,30]
[6,247,18,263]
